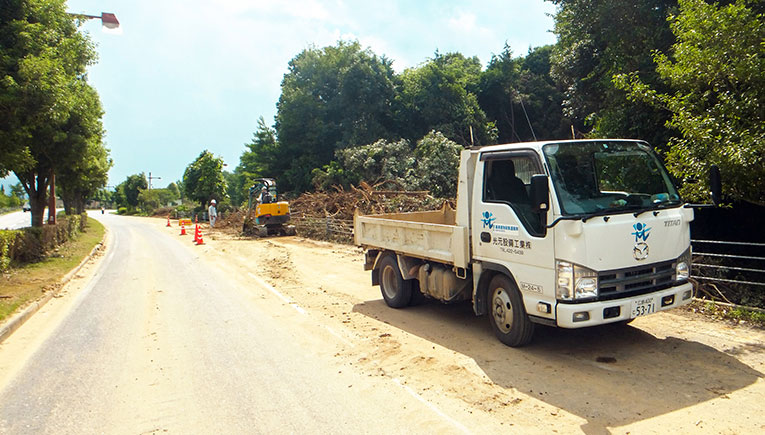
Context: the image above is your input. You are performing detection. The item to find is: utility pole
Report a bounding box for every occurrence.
[48,169,56,224]
[148,172,162,190]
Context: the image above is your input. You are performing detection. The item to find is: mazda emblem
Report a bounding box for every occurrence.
[633,242,649,261]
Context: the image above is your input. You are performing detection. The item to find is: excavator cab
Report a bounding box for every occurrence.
[244,178,296,237]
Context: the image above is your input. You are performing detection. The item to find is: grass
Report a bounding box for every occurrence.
[686,299,765,328]
[0,218,105,323]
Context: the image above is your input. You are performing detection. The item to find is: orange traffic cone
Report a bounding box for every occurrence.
[166,215,171,227]
[180,223,187,235]
[196,230,205,245]
[193,224,200,243]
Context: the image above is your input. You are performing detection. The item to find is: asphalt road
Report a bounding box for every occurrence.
[0,208,65,230]
[0,210,31,230]
[0,212,461,434]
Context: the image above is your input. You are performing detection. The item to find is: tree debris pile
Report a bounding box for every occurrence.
[290,182,447,221]
[287,183,450,243]
[212,183,451,242]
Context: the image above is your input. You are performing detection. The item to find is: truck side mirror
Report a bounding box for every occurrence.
[530,174,549,213]
[709,164,722,206]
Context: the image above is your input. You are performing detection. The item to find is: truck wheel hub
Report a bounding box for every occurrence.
[492,288,513,333]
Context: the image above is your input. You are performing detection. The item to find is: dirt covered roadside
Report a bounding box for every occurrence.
[190,219,765,434]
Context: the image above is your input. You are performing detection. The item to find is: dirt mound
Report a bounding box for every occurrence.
[217,210,246,229]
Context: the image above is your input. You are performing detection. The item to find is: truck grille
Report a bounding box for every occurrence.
[598,260,677,300]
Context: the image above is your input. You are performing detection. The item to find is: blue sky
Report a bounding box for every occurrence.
[4,0,558,192]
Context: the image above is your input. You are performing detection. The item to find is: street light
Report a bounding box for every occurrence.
[47,12,120,225]
[70,12,120,30]
[148,172,162,190]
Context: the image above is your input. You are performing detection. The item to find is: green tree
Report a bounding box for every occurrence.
[233,117,279,204]
[313,132,463,197]
[112,183,126,209]
[396,52,496,146]
[123,173,147,210]
[166,182,180,202]
[275,41,398,192]
[479,45,568,143]
[548,0,677,145]
[92,188,112,207]
[174,179,185,201]
[410,132,463,198]
[329,138,416,189]
[0,0,99,226]
[0,187,21,208]
[222,170,243,207]
[183,150,227,205]
[10,183,26,201]
[56,82,111,214]
[137,188,176,214]
[615,0,765,203]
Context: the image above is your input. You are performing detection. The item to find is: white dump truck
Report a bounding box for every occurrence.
[354,139,721,346]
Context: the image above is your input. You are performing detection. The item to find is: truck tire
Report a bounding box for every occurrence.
[487,275,534,347]
[379,254,412,308]
[408,280,427,306]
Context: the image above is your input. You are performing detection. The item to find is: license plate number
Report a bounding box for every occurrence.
[631,297,655,318]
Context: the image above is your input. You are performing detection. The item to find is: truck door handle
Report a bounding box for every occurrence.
[480,232,491,243]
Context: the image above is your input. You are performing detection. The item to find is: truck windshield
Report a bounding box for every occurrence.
[543,141,681,216]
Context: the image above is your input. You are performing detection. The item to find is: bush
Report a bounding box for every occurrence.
[0,230,20,272]
[173,204,192,218]
[6,215,89,264]
[118,207,127,215]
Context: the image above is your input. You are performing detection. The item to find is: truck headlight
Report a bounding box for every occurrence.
[676,248,691,281]
[556,260,598,301]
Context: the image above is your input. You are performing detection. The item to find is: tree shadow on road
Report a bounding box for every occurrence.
[353,298,764,434]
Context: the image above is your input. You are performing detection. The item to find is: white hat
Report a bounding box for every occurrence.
[211,199,216,204]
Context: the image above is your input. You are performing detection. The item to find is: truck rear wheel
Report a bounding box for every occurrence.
[379,254,412,308]
[488,275,534,347]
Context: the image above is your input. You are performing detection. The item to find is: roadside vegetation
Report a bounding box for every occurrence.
[0,185,26,213]
[0,217,104,323]
[1,0,111,226]
[687,300,765,328]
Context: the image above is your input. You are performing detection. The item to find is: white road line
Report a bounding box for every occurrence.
[393,378,471,435]
[247,273,306,315]
[291,304,307,315]
[325,326,354,347]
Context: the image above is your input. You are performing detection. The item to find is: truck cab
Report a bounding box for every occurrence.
[465,140,694,345]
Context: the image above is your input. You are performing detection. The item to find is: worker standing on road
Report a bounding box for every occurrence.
[208,199,217,228]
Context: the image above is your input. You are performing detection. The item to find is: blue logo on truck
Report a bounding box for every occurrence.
[481,211,496,229]
[632,222,651,242]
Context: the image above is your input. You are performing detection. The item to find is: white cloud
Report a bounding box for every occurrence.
[448,12,478,33]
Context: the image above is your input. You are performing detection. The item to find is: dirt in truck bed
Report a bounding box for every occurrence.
[195,219,765,434]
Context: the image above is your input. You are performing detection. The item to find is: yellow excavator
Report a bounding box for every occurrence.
[243,178,296,237]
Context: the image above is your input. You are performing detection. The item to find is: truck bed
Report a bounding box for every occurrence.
[353,204,469,268]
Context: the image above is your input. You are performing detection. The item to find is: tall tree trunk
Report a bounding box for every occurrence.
[15,170,50,228]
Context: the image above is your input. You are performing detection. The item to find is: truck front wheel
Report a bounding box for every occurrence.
[488,275,534,347]
[379,254,413,308]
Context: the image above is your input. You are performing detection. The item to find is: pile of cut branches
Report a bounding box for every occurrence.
[289,182,451,220]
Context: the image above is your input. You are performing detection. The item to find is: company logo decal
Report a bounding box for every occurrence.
[481,211,519,234]
[481,211,496,229]
[631,222,651,242]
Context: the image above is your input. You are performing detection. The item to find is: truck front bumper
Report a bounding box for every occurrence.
[555,282,693,328]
